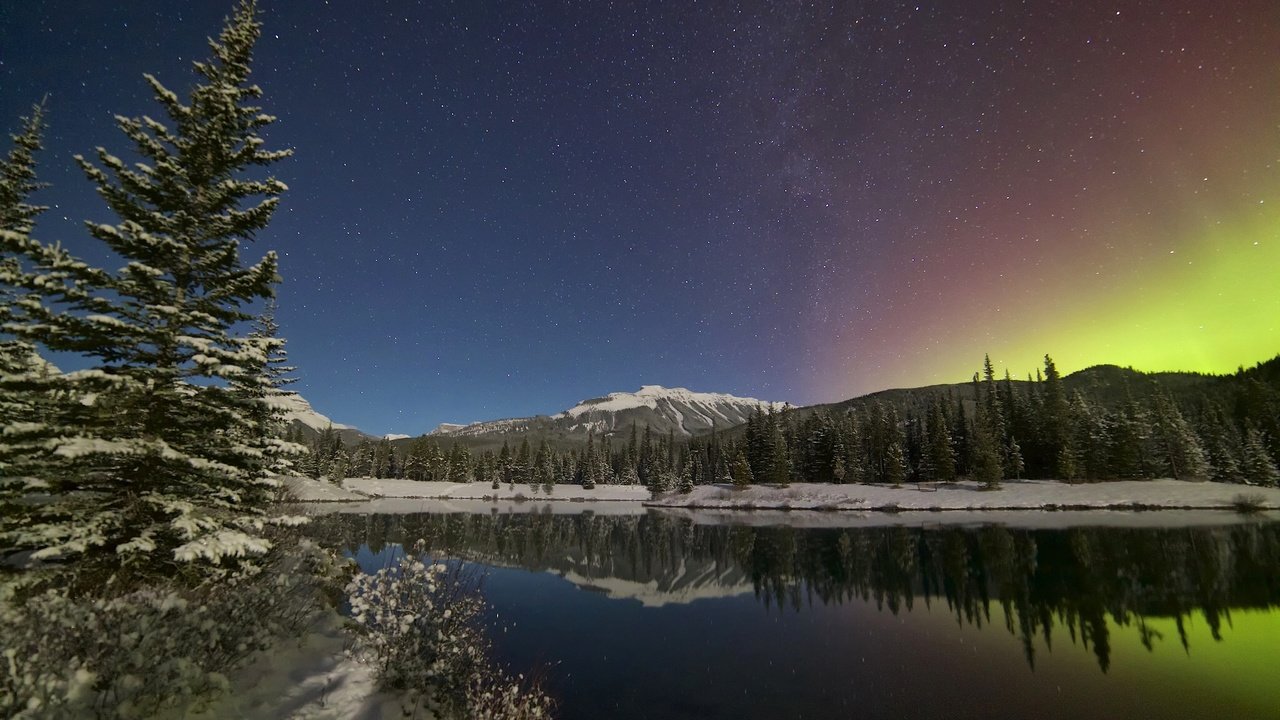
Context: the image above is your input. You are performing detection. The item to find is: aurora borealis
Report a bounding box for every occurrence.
[2,0,1277,433]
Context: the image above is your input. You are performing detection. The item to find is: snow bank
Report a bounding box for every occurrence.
[283,476,370,502]
[644,479,1280,512]
[185,611,404,720]
[342,478,653,502]
[651,506,1280,530]
[312,497,647,516]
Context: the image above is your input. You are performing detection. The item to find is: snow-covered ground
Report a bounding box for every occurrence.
[342,478,653,502]
[645,479,1280,512]
[287,476,1280,516]
[312,497,648,516]
[652,506,1280,530]
[283,476,371,502]
[183,612,407,720]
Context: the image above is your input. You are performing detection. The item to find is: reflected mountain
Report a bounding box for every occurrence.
[307,511,1280,672]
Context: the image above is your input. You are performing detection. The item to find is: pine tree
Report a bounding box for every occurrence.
[842,410,866,484]
[925,398,956,483]
[239,302,297,478]
[0,101,47,234]
[1006,437,1025,480]
[1242,428,1280,487]
[498,440,513,487]
[971,405,1003,489]
[884,432,907,487]
[447,442,471,483]
[1199,403,1243,484]
[582,434,598,489]
[731,451,754,488]
[1042,355,1071,478]
[1150,393,1209,480]
[1,2,291,577]
[0,102,65,506]
[766,408,791,486]
[535,442,555,494]
[677,454,695,493]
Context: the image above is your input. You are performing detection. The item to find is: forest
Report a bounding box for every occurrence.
[295,353,1280,491]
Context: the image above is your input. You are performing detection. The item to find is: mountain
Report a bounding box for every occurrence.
[424,385,784,451]
[272,393,374,444]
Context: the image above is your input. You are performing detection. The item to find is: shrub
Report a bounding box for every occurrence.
[1231,493,1267,514]
[345,546,553,719]
[0,540,334,719]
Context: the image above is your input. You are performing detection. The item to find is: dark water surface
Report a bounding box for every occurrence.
[310,511,1280,719]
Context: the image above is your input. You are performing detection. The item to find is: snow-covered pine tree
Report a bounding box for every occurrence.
[925,398,956,482]
[0,102,71,526]
[236,301,301,480]
[582,433,598,489]
[677,454,695,493]
[0,101,47,234]
[1242,428,1280,487]
[1,1,295,580]
[1149,393,1209,480]
[731,451,753,488]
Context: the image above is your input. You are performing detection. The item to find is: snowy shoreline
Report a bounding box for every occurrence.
[285,476,1280,514]
[644,479,1280,512]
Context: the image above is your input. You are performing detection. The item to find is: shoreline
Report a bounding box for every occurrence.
[285,476,1280,514]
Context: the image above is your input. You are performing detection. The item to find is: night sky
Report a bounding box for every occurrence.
[2,1,1277,435]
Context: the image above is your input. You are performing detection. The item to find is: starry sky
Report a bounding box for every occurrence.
[2,0,1277,435]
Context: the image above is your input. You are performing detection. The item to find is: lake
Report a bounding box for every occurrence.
[308,509,1280,719]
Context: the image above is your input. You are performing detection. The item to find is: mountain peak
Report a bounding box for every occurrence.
[426,385,784,441]
[559,385,782,434]
[270,392,352,431]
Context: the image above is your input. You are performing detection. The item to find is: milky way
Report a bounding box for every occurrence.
[2,0,1276,433]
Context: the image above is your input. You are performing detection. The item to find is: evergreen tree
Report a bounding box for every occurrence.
[731,451,754,488]
[237,302,297,478]
[1109,397,1150,479]
[950,396,971,477]
[1006,437,1025,480]
[925,398,957,483]
[677,453,695,493]
[534,442,555,494]
[0,102,66,507]
[0,1,291,576]
[970,405,1003,489]
[499,440,513,487]
[1199,402,1243,484]
[512,437,531,484]
[403,437,430,481]
[582,434,598,489]
[0,101,47,234]
[1042,355,1071,478]
[1242,428,1280,487]
[447,442,471,483]
[765,407,791,486]
[1150,393,1209,480]
[884,430,907,487]
[842,410,866,484]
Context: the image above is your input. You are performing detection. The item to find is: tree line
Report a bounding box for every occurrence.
[296,353,1280,490]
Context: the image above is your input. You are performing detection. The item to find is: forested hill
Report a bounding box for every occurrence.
[735,355,1280,440]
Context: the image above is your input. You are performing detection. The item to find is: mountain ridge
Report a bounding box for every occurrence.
[428,384,785,445]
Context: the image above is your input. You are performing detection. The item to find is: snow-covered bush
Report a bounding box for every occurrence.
[0,540,337,719]
[345,547,553,719]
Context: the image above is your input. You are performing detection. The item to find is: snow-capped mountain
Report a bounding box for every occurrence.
[271,392,353,432]
[431,385,784,440]
[272,393,376,444]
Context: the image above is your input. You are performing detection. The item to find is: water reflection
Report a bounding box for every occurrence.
[307,511,1280,674]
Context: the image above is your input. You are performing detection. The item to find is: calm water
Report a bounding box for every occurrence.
[309,511,1280,719]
